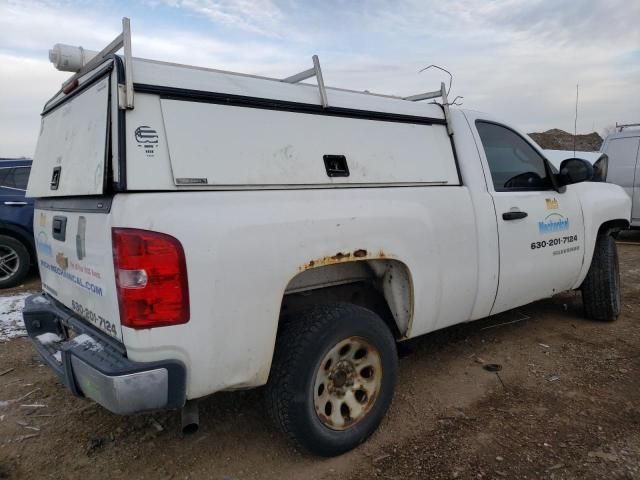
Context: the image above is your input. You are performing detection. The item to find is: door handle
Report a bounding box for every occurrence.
[3,201,27,206]
[323,155,350,177]
[502,211,528,220]
[52,216,67,241]
[50,166,61,190]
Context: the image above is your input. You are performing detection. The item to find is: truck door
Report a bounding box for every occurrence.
[0,165,33,232]
[473,120,586,315]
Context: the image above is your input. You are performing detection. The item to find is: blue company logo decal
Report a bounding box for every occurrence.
[36,231,53,257]
[538,213,569,234]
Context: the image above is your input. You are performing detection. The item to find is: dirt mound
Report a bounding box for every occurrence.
[529,129,603,151]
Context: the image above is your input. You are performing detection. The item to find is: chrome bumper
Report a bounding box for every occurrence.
[23,294,186,415]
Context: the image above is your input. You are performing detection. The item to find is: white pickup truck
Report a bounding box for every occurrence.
[24,20,631,456]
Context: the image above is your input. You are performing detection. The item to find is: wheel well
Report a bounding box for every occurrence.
[280,259,413,339]
[598,219,630,237]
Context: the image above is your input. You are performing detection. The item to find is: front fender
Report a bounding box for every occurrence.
[572,182,631,288]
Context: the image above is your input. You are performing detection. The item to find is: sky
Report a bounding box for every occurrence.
[0,0,639,158]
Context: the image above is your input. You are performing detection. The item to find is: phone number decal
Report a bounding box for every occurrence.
[531,235,578,250]
[71,300,118,337]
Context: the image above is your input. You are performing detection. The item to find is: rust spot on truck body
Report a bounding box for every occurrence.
[299,249,387,271]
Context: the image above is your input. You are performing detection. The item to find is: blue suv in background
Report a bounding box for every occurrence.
[0,158,34,288]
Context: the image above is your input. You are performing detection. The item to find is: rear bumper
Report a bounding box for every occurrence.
[23,293,186,414]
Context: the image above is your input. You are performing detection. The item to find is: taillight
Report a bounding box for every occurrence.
[112,228,189,329]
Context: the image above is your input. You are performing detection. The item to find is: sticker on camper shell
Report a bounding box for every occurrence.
[135,125,159,157]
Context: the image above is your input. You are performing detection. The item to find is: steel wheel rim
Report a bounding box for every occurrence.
[0,245,20,281]
[313,336,382,431]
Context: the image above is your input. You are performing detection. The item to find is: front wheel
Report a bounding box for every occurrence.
[581,232,621,321]
[266,303,398,456]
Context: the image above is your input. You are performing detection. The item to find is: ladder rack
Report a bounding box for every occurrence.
[59,17,134,109]
[406,82,453,136]
[616,122,640,132]
[282,57,454,135]
[281,55,328,108]
[57,17,455,135]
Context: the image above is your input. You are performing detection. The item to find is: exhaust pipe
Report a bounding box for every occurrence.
[181,400,199,434]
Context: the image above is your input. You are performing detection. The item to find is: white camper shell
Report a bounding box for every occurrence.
[24,19,631,456]
[30,19,458,195]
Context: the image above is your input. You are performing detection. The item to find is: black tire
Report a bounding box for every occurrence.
[265,303,398,456]
[0,235,30,289]
[581,232,620,321]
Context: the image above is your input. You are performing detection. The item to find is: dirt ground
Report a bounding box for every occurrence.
[1,233,639,480]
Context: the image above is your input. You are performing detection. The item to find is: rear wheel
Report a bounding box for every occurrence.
[0,235,30,289]
[581,232,620,321]
[266,303,397,456]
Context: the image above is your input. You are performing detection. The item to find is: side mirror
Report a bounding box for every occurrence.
[558,158,594,186]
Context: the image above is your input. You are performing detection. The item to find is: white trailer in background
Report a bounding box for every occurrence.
[601,124,640,227]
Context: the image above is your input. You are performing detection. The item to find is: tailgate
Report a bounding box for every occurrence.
[29,64,121,340]
[35,202,122,340]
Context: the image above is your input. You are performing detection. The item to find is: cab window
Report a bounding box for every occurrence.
[476,121,552,192]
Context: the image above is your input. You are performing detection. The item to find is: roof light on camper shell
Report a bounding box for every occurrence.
[62,79,79,95]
